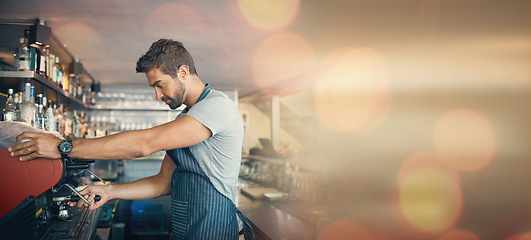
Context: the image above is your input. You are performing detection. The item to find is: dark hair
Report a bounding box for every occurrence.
[136,39,197,78]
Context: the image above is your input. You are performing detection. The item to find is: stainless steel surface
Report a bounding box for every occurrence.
[65,183,91,206]
[40,206,102,240]
[237,179,316,240]
[96,227,110,240]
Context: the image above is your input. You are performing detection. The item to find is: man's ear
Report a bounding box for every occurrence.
[177,65,190,80]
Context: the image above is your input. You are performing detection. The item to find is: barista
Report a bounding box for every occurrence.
[8,39,252,240]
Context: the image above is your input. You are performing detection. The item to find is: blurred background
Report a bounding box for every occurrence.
[0,0,529,239]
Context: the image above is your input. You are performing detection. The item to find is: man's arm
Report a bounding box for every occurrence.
[74,153,176,210]
[9,115,211,161]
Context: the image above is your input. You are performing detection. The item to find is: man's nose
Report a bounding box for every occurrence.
[154,89,163,101]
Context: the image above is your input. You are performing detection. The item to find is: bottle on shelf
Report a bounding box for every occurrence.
[29,45,37,72]
[77,78,84,101]
[20,83,37,126]
[68,74,75,96]
[48,53,55,82]
[13,92,21,120]
[57,59,63,89]
[64,73,71,93]
[44,49,50,80]
[2,89,18,121]
[37,48,46,78]
[63,107,72,137]
[35,94,46,130]
[85,88,96,105]
[72,110,80,138]
[14,30,30,71]
[56,103,64,135]
[79,111,86,138]
[54,56,63,87]
[46,100,57,132]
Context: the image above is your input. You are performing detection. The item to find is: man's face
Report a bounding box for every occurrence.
[146,68,186,109]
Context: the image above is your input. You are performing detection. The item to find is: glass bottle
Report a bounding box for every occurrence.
[64,107,72,137]
[35,94,46,130]
[15,31,30,71]
[2,89,17,121]
[72,110,79,138]
[54,56,60,86]
[29,45,37,72]
[46,100,57,132]
[79,111,86,138]
[48,53,55,82]
[56,103,64,136]
[20,83,37,126]
[44,50,50,80]
[57,61,64,90]
[13,92,21,121]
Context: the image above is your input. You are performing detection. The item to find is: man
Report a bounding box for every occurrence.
[8,39,251,240]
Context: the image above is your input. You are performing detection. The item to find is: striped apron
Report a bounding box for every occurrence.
[168,147,239,239]
[167,84,254,240]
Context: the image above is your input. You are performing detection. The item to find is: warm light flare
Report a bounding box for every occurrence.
[237,0,300,31]
[397,151,460,188]
[520,233,531,240]
[508,232,531,240]
[399,167,462,232]
[313,47,391,133]
[437,229,481,240]
[433,109,497,172]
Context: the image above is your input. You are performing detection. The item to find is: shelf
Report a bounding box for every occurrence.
[244,154,323,172]
[0,19,94,110]
[0,70,87,109]
[0,71,177,112]
[89,104,177,111]
[245,155,286,165]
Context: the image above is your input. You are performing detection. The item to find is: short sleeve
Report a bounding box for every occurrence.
[186,92,239,136]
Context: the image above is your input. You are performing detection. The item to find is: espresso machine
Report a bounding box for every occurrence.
[0,148,104,240]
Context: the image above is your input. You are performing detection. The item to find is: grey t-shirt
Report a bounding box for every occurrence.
[178,89,243,204]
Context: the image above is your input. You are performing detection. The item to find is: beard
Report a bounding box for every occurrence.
[166,96,183,109]
[163,81,186,109]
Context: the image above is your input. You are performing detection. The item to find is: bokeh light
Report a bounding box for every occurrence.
[313,47,391,133]
[519,233,531,240]
[315,219,375,240]
[437,229,481,240]
[433,109,497,172]
[508,232,531,240]
[397,151,460,189]
[237,0,300,31]
[399,167,462,232]
[252,32,316,96]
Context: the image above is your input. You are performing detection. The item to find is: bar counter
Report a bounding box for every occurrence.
[236,179,318,240]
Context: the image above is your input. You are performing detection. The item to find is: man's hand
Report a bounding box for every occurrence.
[71,185,113,211]
[8,132,62,161]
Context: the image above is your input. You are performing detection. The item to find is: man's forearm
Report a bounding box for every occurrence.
[10,115,207,162]
[108,174,170,200]
[70,129,155,160]
[78,154,175,211]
